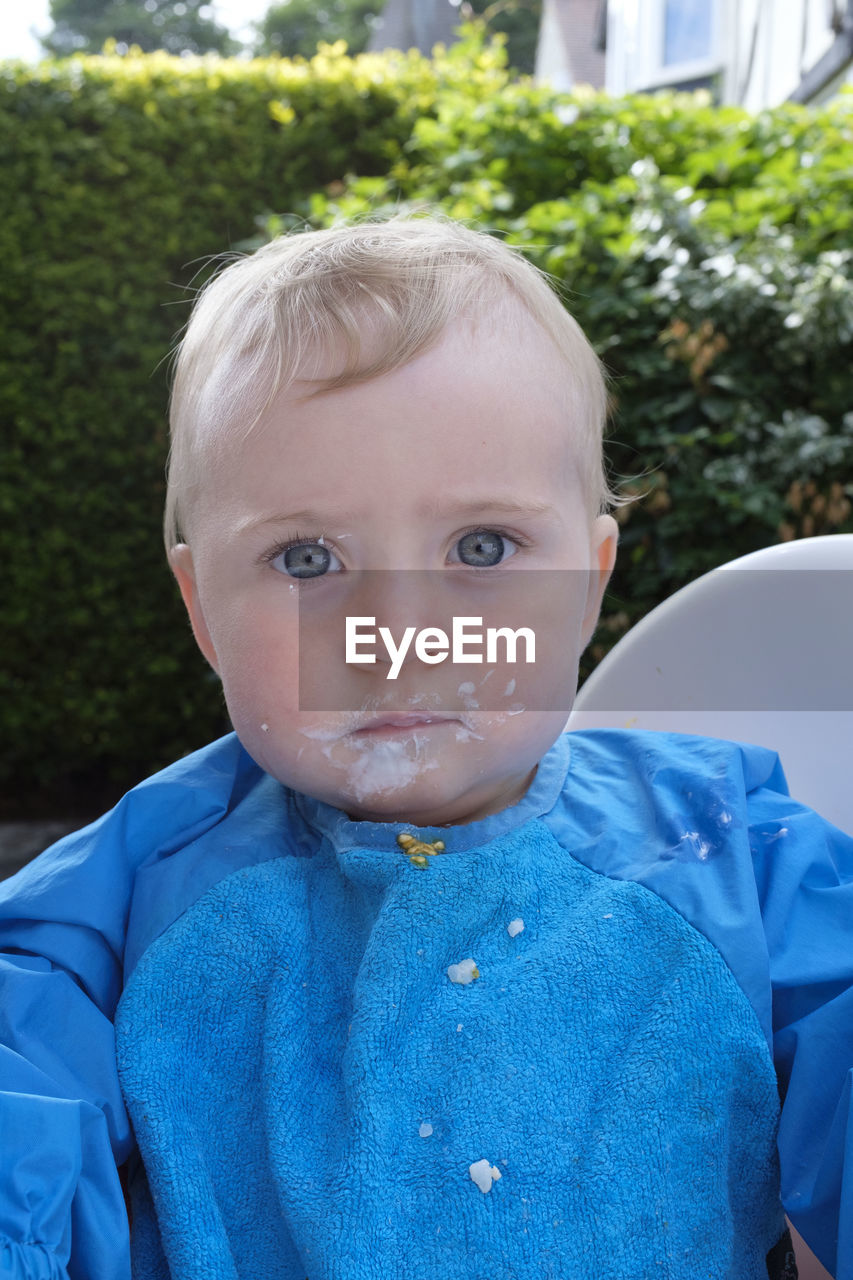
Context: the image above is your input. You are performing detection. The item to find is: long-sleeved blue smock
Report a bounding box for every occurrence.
[0,729,851,1279]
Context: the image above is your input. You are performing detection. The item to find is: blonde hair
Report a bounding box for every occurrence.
[165,215,611,549]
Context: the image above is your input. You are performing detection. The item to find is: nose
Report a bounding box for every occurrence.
[346,571,446,674]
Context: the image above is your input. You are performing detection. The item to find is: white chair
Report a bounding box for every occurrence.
[568,533,853,836]
[568,533,853,1279]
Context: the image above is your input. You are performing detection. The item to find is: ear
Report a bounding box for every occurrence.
[580,514,618,647]
[168,544,221,675]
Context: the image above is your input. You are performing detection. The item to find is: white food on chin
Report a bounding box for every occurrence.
[345,737,439,800]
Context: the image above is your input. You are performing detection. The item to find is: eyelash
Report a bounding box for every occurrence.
[259,529,331,567]
[260,526,532,574]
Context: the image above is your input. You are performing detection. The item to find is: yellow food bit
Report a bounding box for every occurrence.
[396,832,446,864]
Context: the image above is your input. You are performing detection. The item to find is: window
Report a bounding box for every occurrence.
[605,0,722,97]
[663,0,713,67]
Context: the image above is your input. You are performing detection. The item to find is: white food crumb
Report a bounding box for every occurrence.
[419,1122,433,1138]
[469,1159,502,1193]
[261,723,270,733]
[456,1023,463,1032]
[680,830,712,860]
[447,958,479,985]
[507,918,524,938]
[602,913,613,919]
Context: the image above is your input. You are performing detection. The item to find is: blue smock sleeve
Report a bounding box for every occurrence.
[748,775,853,1279]
[0,734,255,1279]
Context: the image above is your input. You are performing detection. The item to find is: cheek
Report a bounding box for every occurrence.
[219,655,307,786]
[210,606,302,726]
[485,706,567,749]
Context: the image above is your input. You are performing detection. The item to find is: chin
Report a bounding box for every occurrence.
[340,785,450,826]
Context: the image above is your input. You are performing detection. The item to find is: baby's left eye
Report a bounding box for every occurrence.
[452,530,519,567]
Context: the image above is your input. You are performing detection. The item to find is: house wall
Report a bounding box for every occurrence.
[535,0,575,91]
[604,0,848,107]
[723,0,843,108]
[534,0,606,91]
[368,0,459,54]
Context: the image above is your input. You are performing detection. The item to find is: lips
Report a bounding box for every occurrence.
[353,713,455,734]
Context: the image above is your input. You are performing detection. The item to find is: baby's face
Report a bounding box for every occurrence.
[171,309,617,826]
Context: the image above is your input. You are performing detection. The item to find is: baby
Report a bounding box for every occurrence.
[0,216,851,1280]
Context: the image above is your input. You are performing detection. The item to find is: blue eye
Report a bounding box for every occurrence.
[270,541,340,579]
[455,530,516,567]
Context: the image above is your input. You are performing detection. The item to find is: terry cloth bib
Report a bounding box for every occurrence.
[116,818,787,1279]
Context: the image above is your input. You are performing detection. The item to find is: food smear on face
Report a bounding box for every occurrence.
[454,724,485,743]
[344,736,438,802]
[298,719,441,802]
[469,1159,502,1193]
[447,958,479,985]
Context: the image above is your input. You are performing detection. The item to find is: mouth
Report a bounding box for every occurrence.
[351,713,459,738]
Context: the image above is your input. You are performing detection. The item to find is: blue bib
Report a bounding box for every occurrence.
[116,817,786,1278]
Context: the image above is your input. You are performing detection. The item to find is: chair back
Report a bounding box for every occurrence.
[568,534,853,834]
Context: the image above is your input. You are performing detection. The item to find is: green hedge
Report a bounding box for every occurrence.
[2,31,851,813]
[0,43,433,813]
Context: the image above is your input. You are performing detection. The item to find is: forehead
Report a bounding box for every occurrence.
[185,304,597,546]
[252,312,570,460]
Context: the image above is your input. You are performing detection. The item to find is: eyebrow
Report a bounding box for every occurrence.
[427,497,557,520]
[240,509,343,533]
[242,498,557,532]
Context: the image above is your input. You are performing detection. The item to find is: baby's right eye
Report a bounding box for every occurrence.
[269,541,342,579]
